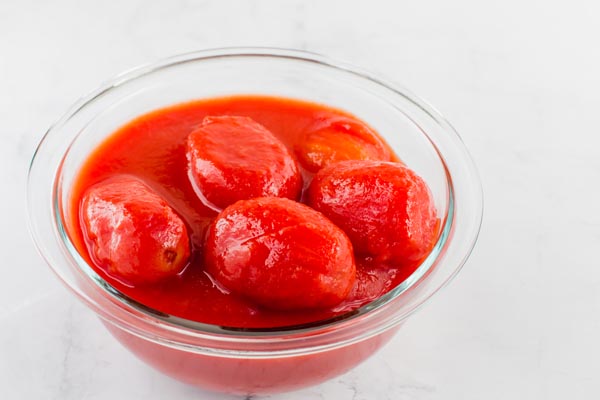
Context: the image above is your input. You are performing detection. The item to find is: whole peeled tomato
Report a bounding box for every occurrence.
[204,197,356,310]
[186,115,302,210]
[294,115,392,172]
[307,160,438,266]
[81,175,190,285]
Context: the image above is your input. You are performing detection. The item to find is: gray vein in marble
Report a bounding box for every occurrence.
[54,303,75,400]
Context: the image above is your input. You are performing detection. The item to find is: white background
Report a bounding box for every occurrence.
[2,1,599,399]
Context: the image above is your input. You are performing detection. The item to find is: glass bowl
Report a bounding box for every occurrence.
[27,48,483,395]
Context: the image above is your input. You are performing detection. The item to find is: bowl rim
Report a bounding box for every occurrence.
[28,47,483,355]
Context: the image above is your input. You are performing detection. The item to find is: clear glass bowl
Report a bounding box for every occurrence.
[27,48,483,395]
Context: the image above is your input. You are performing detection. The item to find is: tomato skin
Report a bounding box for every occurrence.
[307,160,438,266]
[204,197,356,310]
[186,116,302,210]
[294,116,392,173]
[81,175,190,285]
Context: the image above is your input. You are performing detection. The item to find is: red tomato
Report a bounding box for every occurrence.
[81,175,190,285]
[186,116,302,210]
[204,197,356,310]
[294,116,392,172]
[307,160,438,266]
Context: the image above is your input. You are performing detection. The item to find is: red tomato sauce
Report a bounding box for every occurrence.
[67,95,421,328]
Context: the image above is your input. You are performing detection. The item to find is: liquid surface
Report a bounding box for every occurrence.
[68,95,421,328]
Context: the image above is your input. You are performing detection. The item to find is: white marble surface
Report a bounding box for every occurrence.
[2,0,600,398]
